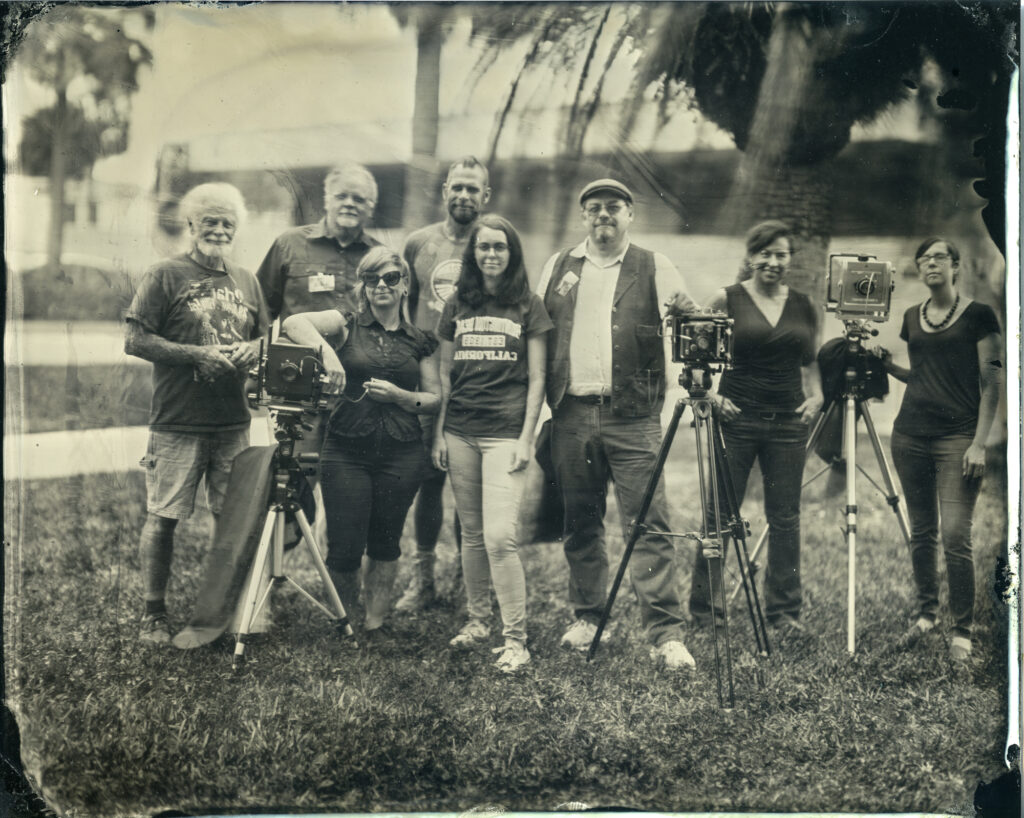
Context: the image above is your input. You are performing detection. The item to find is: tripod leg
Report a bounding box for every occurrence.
[233,511,278,669]
[587,399,686,661]
[859,402,912,546]
[696,409,736,708]
[293,508,357,640]
[844,395,858,655]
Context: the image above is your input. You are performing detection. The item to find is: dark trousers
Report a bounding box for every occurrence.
[320,432,426,573]
[689,412,808,622]
[550,398,686,647]
[891,430,981,638]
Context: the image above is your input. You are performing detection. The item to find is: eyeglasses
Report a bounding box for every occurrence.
[917,252,952,264]
[476,242,509,255]
[360,271,402,287]
[757,250,791,262]
[584,202,626,217]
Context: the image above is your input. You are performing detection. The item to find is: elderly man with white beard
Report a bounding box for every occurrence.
[125,182,269,645]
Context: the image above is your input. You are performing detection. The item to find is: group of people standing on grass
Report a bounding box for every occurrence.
[125,156,1003,673]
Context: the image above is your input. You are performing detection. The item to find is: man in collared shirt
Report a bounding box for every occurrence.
[257,163,382,324]
[537,178,698,671]
[256,162,383,480]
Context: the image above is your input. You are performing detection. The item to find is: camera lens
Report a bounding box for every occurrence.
[855,277,877,296]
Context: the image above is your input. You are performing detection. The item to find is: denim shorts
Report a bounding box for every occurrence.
[141,428,250,519]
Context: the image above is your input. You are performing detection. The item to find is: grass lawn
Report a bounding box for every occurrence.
[3,429,1012,816]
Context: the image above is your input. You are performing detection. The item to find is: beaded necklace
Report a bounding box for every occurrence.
[920,292,960,330]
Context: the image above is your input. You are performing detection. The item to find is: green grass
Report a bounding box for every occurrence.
[3,433,1011,817]
[5,365,151,434]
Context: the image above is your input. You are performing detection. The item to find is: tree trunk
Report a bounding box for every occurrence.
[720,4,833,304]
[404,12,445,230]
[47,81,69,271]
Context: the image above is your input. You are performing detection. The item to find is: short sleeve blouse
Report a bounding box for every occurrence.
[327,311,438,441]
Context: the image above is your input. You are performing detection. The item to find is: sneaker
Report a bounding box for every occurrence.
[449,619,490,648]
[650,640,696,671]
[896,616,936,649]
[139,613,170,645]
[950,635,972,663]
[560,619,598,651]
[493,641,531,673]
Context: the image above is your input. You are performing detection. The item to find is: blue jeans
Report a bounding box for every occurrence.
[689,412,808,622]
[550,398,686,647]
[320,432,426,573]
[890,430,981,638]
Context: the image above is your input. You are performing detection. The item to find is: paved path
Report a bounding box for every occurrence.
[5,419,274,481]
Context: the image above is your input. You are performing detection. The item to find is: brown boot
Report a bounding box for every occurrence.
[363,559,399,631]
[394,551,436,613]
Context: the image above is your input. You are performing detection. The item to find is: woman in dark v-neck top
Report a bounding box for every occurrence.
[690,221,822,634]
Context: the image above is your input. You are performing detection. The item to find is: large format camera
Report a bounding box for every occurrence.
[667,312,734,366]
[826,254,894,321]
[248,334,329,414]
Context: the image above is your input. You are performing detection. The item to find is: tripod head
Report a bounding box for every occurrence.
[268,408,319,508]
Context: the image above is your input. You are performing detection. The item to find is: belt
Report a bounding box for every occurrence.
[753,410,798,420]
[565,393,612,406]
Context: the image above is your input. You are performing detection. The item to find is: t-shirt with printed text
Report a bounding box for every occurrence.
[438,293,553,438]
[126,254,269,432]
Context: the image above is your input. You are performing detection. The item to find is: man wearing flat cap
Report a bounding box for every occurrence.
[537,178,698,670]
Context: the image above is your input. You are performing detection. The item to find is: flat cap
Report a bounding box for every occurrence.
[578,178,633,206]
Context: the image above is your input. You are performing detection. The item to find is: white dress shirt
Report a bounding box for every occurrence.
[537,239,695,396]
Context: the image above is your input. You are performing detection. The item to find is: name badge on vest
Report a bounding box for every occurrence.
[309,273,335,293]
[555,271,579,297]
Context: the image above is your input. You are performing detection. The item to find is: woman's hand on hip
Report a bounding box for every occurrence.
[963,442,986,480]
[432,436,448,472]
[510,436,532,473]
[713,393,742,421]
[796,393,824,425]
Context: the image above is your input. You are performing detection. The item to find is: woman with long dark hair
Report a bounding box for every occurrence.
[432,214,552,672]
[689,220,823,634]
[881,237,1001,663]
[282,247,440,638]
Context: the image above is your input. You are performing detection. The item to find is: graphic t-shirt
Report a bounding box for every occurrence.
[126,254,269,432]
[438,293,553,438]
[893,300,1001,437]
[404,222,467,333]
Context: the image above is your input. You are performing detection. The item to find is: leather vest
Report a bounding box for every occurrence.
[543,244,665,417]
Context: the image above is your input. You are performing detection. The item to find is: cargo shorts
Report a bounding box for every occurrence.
[141,428,250,519]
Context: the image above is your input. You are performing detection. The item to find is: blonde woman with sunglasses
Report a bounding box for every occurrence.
[282,247,440,639]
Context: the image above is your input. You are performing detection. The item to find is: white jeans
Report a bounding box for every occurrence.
[444,432,528,644]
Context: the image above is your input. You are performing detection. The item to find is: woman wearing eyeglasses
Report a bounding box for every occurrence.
[689,220,823,636]
[432,214,552,673]
[282,246,440,637]
[879,237,1001,663]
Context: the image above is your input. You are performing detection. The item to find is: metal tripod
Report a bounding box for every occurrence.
[233,411,356,669]
[732,327,911,654]
[587,365,771,708]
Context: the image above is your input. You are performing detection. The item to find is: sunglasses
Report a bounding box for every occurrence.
[360,271,402,288]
